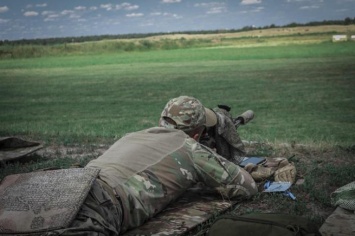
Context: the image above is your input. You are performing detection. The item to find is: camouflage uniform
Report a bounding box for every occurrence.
[48,178,123,236]
[88,96,256,233]
[208,107,246,164]
[86,127,258,233]
[159,95,217,132]
[159,98,246,164]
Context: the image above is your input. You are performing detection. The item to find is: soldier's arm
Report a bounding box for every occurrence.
[192,144,258,199]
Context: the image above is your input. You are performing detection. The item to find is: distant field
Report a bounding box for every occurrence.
[1,25,355,59]
[147,24,355,48]
[148,25,355,40]
[0,40,354,146]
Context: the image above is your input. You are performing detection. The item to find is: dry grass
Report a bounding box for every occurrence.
[82,25,355,48]
[98,24,355,49]
[145,25,355,40]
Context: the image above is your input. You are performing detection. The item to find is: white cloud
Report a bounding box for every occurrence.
[207,7,227,14]
[121,3,131,7]
[151,12,162,16]
[24,11,39,17]
[101,4,113,11]
[61,10,75,15]
[161,0,182,3]
[240,6,264,14]
[44,13,60,22]
[36,3,47,8]
[252,6,264,12]
[90,6,98,10]
[57,9,81,20]
[164,12,182,18]
[335,8,348,12]
[195,2,226,7]
[150,12,182,18]
[74,6,86,11]
[126,13,144,17]
[42,11,54,16]
[101,3,140,11]
[300,5,320,9]
[195,2,227,14]
[0,6,9,13]
[125,5,139,10]
[116,3,139,10]
[286,0,324,9]
[47,14,60,18]
[69,14,80,19]
[240,0,262,5]
[0,18,9,23]
[140,22,154,27]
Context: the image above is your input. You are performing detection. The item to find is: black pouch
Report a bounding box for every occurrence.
[208,213,320,236]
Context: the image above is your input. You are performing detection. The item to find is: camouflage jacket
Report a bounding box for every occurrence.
[201,108,246,164]
[86,127,257,233]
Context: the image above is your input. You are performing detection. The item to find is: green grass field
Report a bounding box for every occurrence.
[1,37,355,232]
[1,41,354,146]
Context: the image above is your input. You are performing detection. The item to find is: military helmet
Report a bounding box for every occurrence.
[159,96,217,132]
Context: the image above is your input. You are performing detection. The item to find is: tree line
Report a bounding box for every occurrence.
[1,17,354,46]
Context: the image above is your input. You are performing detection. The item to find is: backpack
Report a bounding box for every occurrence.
[207,213,320,236]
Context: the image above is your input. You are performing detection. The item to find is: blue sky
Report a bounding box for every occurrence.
[0,0,354,40]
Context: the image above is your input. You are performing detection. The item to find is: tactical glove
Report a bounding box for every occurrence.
[244,163,275,182]
[274,163,297,184]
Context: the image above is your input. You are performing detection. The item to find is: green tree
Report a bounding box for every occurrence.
[344,17,352,25]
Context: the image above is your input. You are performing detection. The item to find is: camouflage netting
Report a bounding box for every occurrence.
[319,181,355,236]
[331,181,355,211]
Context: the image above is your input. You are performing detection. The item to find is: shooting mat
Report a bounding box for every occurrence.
[319,206,355,236]
[123,186,238,236]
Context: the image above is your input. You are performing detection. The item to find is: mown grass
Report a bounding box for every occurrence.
[1,42,354,146]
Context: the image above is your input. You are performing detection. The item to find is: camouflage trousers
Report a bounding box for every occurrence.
[47,179,123,236]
